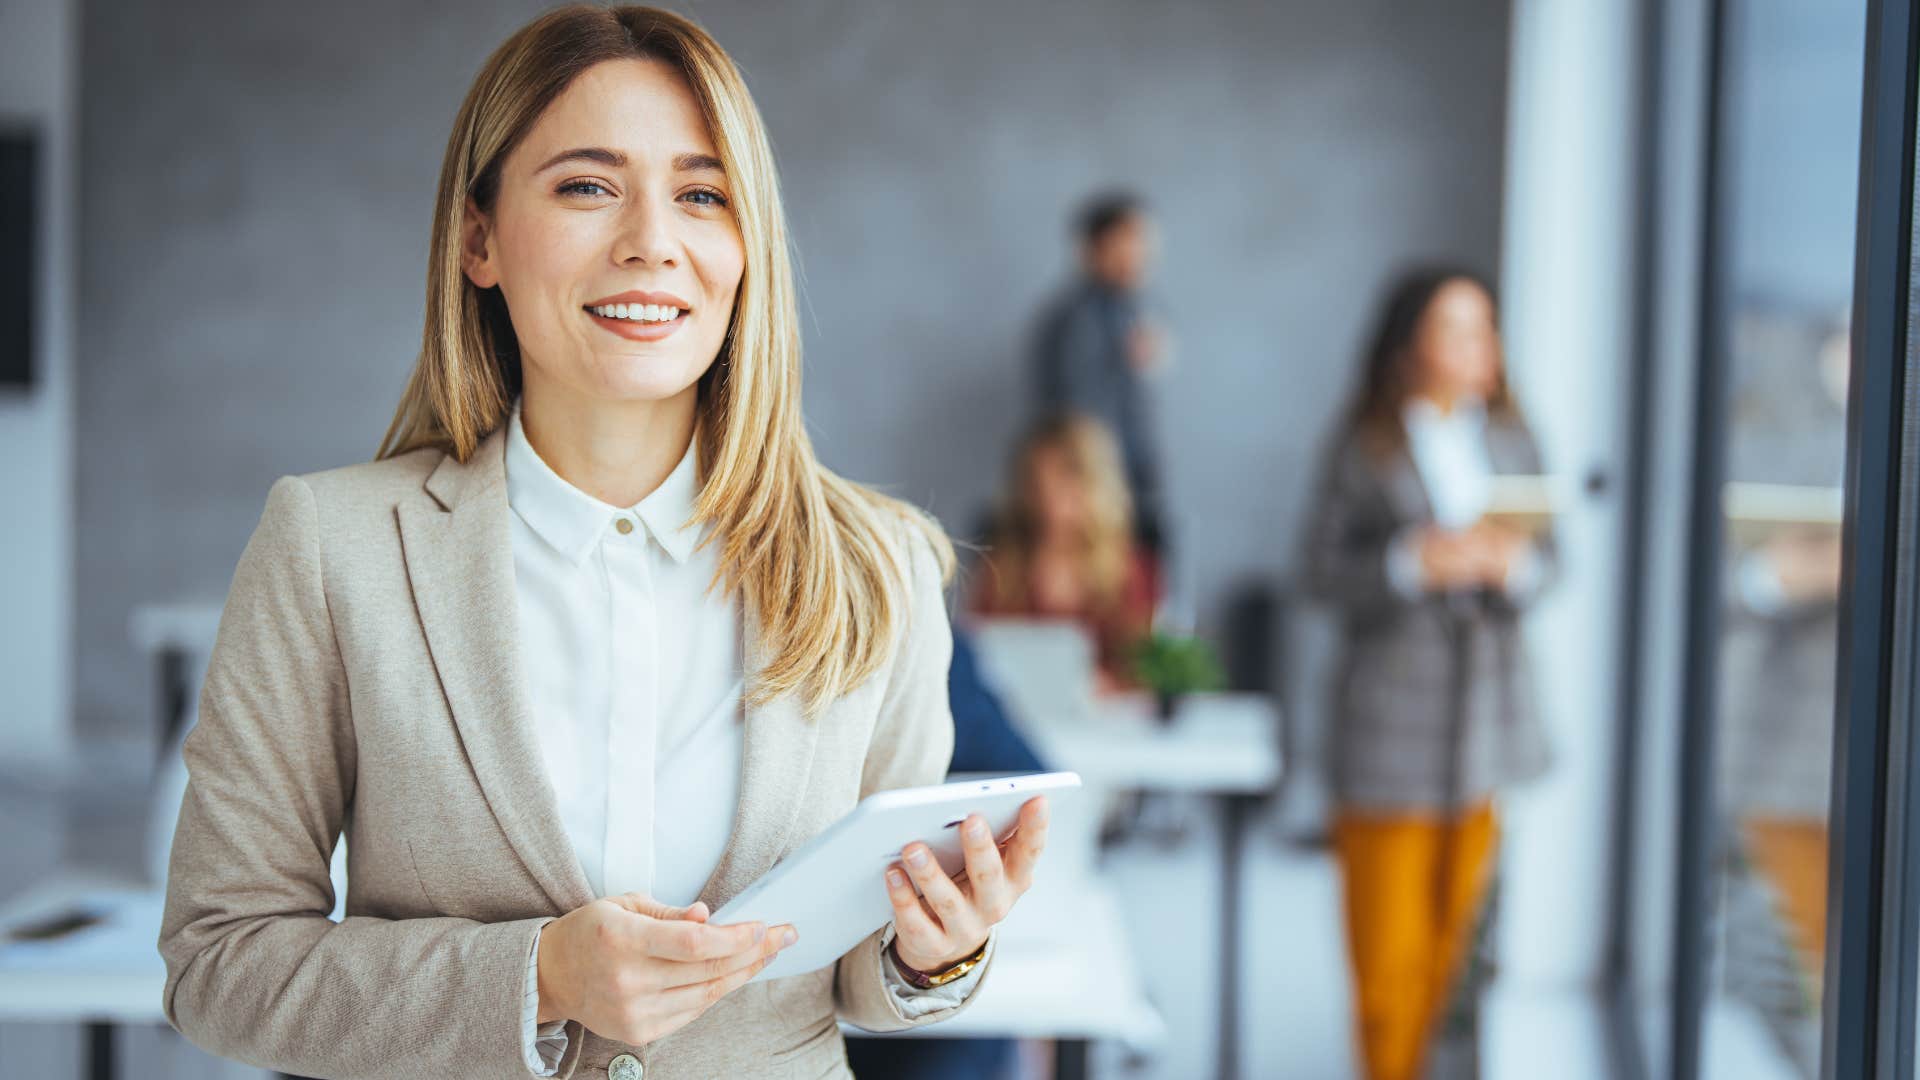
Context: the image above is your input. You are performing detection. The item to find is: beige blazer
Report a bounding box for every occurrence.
[157,425,987,1079]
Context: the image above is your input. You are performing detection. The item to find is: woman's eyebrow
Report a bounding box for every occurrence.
[674,152,725,175]
[534,146,627,173]
[530,148,725,176]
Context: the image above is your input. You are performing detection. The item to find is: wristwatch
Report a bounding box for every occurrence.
[889,937,989,989]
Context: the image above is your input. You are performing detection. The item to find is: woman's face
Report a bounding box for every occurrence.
[1409,278,1502,402]
[1025,444,1089,533]
[460,57,746,407]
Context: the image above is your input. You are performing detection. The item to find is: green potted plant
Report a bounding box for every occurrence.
[1129,632,1226,724]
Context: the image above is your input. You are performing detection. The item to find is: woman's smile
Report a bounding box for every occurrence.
[584,289,693,342]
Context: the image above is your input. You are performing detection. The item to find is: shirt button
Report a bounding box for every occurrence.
[615,517,635,535]
[609,1053,642,1080]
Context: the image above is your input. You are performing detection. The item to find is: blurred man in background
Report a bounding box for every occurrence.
[1031,190,1173,559]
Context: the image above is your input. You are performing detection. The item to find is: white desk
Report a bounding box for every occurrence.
[1032,694,1278,1080]
[966,620,1283,795]
[1,859,343,1080]
[844,876,1163,1080]
[855,879,1162,1045]
[0,871,166,1025]
[0,870,171,1080]
[968,622,1284,1080]
[1032,691,1282,794]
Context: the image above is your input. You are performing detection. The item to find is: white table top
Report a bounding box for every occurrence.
[1030,692,1283,794]
[846,875,1164,1048]
[967,620,1284,795]
[0,870,167,1023]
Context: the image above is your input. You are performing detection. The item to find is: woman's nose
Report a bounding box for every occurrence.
[614,198,677,267]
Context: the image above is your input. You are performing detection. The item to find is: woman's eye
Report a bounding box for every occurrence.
[556,180,611,198]
[682,188,729,208]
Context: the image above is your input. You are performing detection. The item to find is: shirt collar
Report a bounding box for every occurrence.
[1403,395,1488,432]
[503,399,703,567]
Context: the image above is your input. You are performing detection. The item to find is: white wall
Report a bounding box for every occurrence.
[0,0,75,775]
[1496,0,1639,986]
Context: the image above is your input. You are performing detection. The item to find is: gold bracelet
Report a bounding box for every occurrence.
[891,937,989,989]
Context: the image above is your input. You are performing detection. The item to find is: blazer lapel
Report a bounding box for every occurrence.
[1380,444,1434,524]
[397,427,596,915]
[397,425,823,916]
[694,600,822,913]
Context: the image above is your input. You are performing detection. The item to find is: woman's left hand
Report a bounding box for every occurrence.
[885,795,1050,973]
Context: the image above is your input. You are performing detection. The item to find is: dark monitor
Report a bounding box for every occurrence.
[0,130,36,389]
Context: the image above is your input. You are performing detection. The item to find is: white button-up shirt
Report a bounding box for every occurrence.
[501,401,976,1075]
[506,401,743,906]
[1403,397,1495,529]
[1385,397,1540,597]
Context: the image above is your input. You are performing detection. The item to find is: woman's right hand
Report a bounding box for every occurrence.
[1418,523,1528,591]
[535,892,796,1045]
[1415,527,1484,590]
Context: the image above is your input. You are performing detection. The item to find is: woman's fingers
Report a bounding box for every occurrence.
[608,892,702,921]
[643,915,767,963]
[957,813,1012,920]
[650,945,782,1016]
[1000,797,1051,890]
[654,922,794,990]
[884,864,941,940]
[902,843,970,926]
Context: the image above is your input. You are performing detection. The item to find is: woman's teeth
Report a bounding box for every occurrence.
[591,303,683,323]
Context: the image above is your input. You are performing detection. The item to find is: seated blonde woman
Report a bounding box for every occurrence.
[971,413,1161,692]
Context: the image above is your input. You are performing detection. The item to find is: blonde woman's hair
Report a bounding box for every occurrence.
[985,414,1136,612]
[377,4,953,715]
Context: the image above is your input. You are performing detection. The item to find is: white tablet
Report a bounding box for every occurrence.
[712,770,1081,984]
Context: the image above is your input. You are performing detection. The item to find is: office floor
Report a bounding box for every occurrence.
[0,750,1613,1080]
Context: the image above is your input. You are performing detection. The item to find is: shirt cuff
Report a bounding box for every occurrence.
[523,921,568,1076]
[877,922,994,1019]
[1501,541,1544,601]
[1385,527,1426,599]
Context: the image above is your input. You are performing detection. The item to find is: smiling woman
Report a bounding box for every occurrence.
[156,6,1051,1080]
[378,6,920,715]
[453,64,744,428]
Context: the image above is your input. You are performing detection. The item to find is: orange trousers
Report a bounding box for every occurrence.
[1740,815,1830,981]
[1333,801,1500,1080]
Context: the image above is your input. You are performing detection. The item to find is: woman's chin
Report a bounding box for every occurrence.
[585,361,708,404]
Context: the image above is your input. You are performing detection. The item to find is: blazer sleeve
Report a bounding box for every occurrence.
[833,517,996,1031]
[157,476,560,1080]
[1299,433,1414,620]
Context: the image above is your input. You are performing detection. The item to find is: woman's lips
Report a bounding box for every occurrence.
[586,308,688,342]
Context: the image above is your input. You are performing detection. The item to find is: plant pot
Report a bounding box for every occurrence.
[1154,690,1181,725]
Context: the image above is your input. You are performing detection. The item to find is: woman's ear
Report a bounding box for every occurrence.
[460,195,499,289]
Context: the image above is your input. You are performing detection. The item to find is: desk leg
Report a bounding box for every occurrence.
[85,1022,114,1080]
[1218,793,1255,1080]
[1053,1037,1090,1080]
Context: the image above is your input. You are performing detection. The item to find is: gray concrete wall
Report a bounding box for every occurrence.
[75,0,1510,742]
[2,0,76,773]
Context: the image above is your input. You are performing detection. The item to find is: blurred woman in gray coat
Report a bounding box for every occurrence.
[1299,266,1557,1080]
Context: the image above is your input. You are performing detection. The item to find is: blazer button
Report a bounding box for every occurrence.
[609,1053,643,1080]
